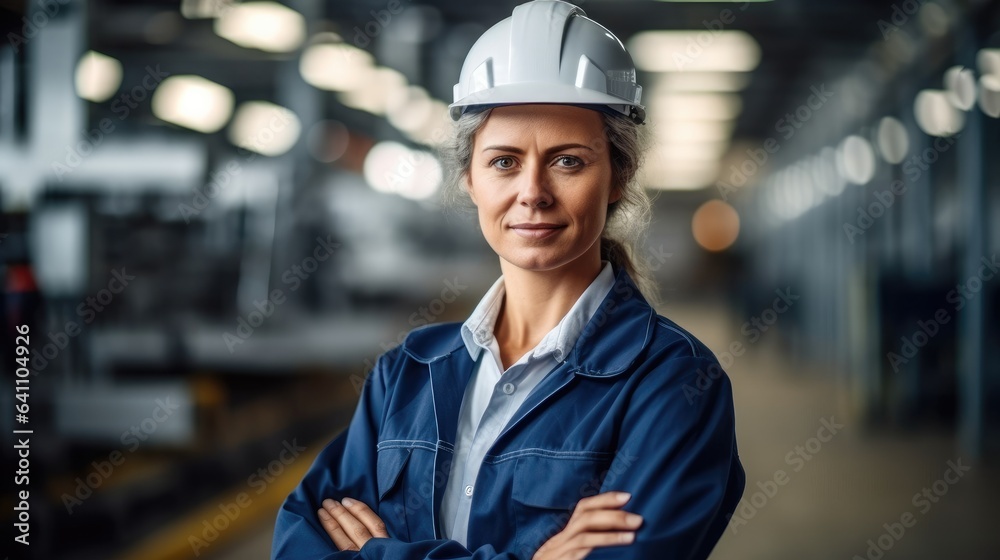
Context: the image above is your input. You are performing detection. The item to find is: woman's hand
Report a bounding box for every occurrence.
[317,497,389,551]
[532,492,643,560]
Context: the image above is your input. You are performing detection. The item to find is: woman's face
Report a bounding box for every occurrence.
[465,104,619,274]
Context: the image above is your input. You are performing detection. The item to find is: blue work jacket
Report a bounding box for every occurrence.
[272,269,745,559]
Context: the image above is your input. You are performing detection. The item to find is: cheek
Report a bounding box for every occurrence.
[472,192,506,236]
[469,178,511,217]
[566,183,612,224]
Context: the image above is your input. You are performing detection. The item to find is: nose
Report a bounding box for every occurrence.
[515,163,554,209]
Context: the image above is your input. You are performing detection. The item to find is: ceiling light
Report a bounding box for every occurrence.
[655,141,730,162]
[944,66,976,111]
[641,159,719,191]
[363,141,441,200]
[914,89,965,136]
[337,67,408,115]
[875,117,909,164]
[228,101,301,156]
[405,101,452,146]
[628,30,761,73]
[692,200,740,252]
[364,142,410,194]
[978,48,1000,77]
[836,135,876,185]
[649,93,743,121]
[300,42,375,92]
[386,86,436,133]
[152,75,234,133]
[979,74,1000,118]
[75,51,123,103]
[655,121,734,143]
[214,2,306,53]
[399,154,442,200]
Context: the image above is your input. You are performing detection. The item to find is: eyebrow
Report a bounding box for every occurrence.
[481,143,595,154]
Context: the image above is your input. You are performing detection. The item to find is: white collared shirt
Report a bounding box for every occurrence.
[440,261,616,545]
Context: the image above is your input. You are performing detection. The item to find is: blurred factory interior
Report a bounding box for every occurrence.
[1,0,999,558]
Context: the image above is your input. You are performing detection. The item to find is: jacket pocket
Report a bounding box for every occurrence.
[511,453,613,552]
[375,446,412,541]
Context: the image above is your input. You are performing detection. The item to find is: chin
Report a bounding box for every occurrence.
[498,247,591,273]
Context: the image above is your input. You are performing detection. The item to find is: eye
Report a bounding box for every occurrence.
[555,156,583,168]
[490,156,516,170]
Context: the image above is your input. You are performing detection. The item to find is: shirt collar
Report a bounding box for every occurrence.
[460,261,616,364]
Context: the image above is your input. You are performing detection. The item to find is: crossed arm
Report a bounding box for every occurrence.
[315,492,643,559]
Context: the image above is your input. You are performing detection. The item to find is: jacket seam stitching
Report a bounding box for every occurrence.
[375,439,455,452]
[656,319,699,357]
[577,310,655,376]
[483,448,616,463]
[376,440,438,452]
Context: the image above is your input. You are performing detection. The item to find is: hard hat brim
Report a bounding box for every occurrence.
[449,82,645,123]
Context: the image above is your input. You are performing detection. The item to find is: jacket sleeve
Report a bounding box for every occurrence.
[271,350,525,560]
[271,350,390,560]
[587,355,745,560]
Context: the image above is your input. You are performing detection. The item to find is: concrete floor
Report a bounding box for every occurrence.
[208,302,1000,560]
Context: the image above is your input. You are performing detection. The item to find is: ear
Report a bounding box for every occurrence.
[608,182,623,205]
[464,173,477,205]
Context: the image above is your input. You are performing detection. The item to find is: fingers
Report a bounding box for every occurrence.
[574,491,631,513]
[569,492,641,533]
[317,507,358,551]
[340,497,389,538]
[534,492,643,560]
[574,530,636,548]
[542,531,635,560]
[319,498,376,550]
[570,509,644,533]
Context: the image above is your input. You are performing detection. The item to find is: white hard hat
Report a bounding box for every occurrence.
[450,0,645,124]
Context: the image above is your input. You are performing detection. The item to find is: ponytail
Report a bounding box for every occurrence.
[600,113,659,307]
[601,236,659,307]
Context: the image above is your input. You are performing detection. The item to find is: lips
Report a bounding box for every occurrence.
[509,222,566,240]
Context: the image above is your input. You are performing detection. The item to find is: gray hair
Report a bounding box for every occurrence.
[439,107,658,305]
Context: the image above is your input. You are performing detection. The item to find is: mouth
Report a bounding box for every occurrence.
[509,222,566,240]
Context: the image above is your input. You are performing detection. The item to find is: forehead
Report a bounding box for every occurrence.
[474,104,606,147]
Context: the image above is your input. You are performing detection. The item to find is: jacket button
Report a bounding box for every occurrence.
[464,485,474,497]
[502,382,516,395]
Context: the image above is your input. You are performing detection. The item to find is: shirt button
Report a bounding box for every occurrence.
[553,349,564,362]
[464,485,474,497]
[502,382,516,395]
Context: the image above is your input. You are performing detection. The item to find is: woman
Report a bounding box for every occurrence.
[272,1,745,558]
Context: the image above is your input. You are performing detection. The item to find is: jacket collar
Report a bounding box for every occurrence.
[401,268,654,378]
